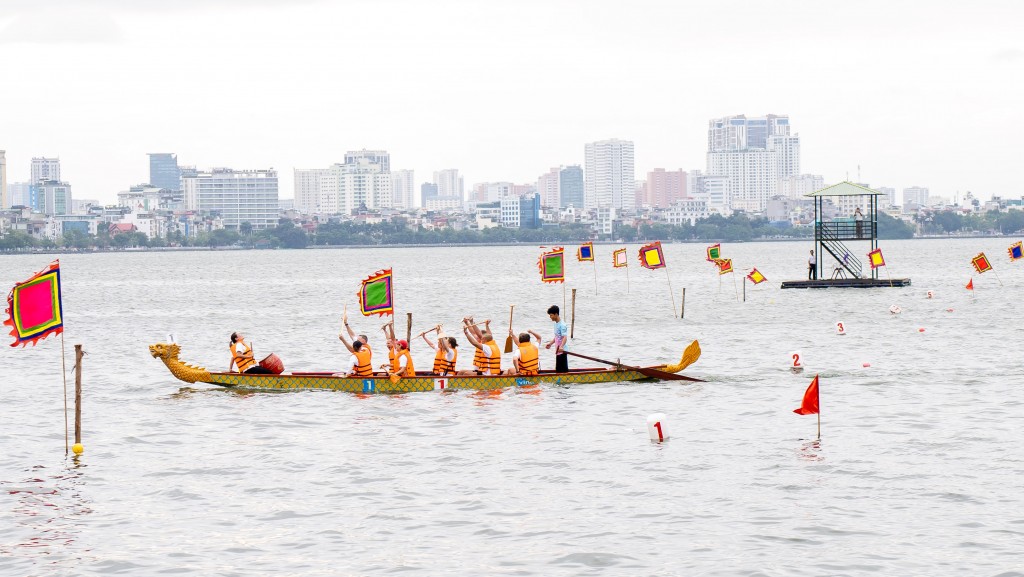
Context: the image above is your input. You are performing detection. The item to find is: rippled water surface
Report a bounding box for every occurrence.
[2,239,1023,576]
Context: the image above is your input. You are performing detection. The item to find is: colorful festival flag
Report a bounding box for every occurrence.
[4,260,64,347]
[867,248,886,269]
[1009,242,1023,261]
[538,247,565,283]
[638,241,666,270]
[706,244,721,262]
[357,269,394,317]
[793,375,820,415]
[715,258,733,275]
[966,278,974,291]
[971,253,992,274]
[612,248,628,268]
[577,242,594,262]
[747,268,766,284]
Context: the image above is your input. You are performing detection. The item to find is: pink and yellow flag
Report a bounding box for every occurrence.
[612,248,628,268]
[539,247,565,283]
[638,241,666,270]
[4,260,64,347]
[867,248,886,269]
[357,269,394,317]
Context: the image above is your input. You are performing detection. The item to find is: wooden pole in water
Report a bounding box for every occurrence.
[680,287,685,319]
[570,288,577,338]
[406,313,412,345]
[74,345,83,447]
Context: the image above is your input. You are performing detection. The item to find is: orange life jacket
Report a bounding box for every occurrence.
[433,347,457,375]
[473,347,484,371]
[230,341,255,373]
[483,340,501,375]
[352,348,373,377]
[516,342,539,376]
[396,349,415,376]
[389,348,399,372]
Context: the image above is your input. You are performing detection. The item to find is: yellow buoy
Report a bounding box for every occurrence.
[72,443,84,455]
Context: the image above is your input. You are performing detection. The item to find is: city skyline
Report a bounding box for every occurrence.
[1,1,1022,205]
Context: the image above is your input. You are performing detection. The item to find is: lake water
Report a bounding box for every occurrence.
[1,239,1022,576]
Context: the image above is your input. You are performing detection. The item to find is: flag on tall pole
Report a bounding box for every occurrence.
[638,241,677,316]
[706,244,721,262]
[971,252,1002,286]
[577,242,598,293]
[793,374,821,439]
[357,269,394,317]
[538,247,565,284]
[867,249,886,269]
[613,248,629,293]
[1009,242,1023,261]
[746,268,766,285]
[5,260,64,347]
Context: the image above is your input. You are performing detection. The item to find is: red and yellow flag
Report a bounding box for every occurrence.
[715,258,733,275]
[747,268,766,284]
[638,242,666,270]
[867,248,886,269]
[971,253,992,274]
[4,260,64,347]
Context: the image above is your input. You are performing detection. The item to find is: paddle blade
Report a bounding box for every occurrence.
[504,335,514,353]
[389,374,400,384]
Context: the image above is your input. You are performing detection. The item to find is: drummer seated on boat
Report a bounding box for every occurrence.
[344,340,375,378]
[390,339,416,377]
[460,324,501,376]
[506,330,541,376]
[422,326,458,376]
[229,332,273,374]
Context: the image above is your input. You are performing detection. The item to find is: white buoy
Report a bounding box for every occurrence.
[836,321,847,335]
[889,305,902,315]
[790,351,804,373]
[646,413,668,443]
[926,290,934,299]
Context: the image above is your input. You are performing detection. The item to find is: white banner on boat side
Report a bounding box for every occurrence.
[433,378,447,390]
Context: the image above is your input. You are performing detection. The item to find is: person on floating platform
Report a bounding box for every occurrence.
[229,332,274,374]
[389,339,416,378]
[339,311,373,370]
[808,250,817,280]
[462,316,490,374]
[461,322,502,376]
[854,207,864,238]
[544,305,569,373]
[506,330,542,376]
[422,325,458,376]
[381,320,400,373]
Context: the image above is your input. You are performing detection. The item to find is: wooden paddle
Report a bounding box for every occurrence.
[503,305,515,353]
[565,351,704,382]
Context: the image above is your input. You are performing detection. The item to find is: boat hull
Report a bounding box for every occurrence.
[206,368,650,393]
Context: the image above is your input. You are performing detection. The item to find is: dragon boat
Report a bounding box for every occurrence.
[149,341,702,394]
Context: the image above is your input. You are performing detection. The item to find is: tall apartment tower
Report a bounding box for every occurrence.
[536,168,560,208]
[433,169,464,199]
[391,169,415,209]
[149,153,182,191]
[0,150,7,209]
[31,157,61,184]
[584,139,634,210]
[559,165,584,209]
[183,168,279,229]
[706,115,800,212]
[344,150,390,173]
[643,169,687,208]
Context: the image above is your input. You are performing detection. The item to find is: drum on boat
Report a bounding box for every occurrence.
[259,353,285,374]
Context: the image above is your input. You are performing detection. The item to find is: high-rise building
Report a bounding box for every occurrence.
[31,157,60,184]
[779,174,825,200]
[584,139,635,210]
[391,169,415,209]
[472,182,515,203]
[643,169,687,208]
[434,169,464,200]
[344,150,390,173]
[37,181,72,215]
[420,183,439,207]
[183,168,279,229]
[559,165,584,208]
[294,161,392,215]
[148,153,182,191]
[876,186,897,207]
[536,168,560,208]
[706,115,800,212]
[903,186,929,208]
[7,182,36,209]
[0,150,6,209]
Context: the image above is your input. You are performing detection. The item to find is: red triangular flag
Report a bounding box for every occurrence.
[793,375,820,415]
[966,278,974,291]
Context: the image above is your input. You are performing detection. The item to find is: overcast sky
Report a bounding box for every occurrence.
[2,0,1023,205]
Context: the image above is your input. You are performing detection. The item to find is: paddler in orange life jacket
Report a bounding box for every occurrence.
[421,325,458,376]
[461,323,502,376]
[506,329,542,376]
[380,320,400,373]
[339,311,373,374]
[462,316,490,374]
[229,332,273,374]
[390,339,415,377]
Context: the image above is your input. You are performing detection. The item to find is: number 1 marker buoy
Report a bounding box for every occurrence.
[646,414,668,443]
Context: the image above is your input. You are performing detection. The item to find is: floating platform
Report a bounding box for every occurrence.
[781,278,911,289]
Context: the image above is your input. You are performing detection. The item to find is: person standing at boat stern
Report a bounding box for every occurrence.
[545,305,569,373]
[229,332,273,374]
